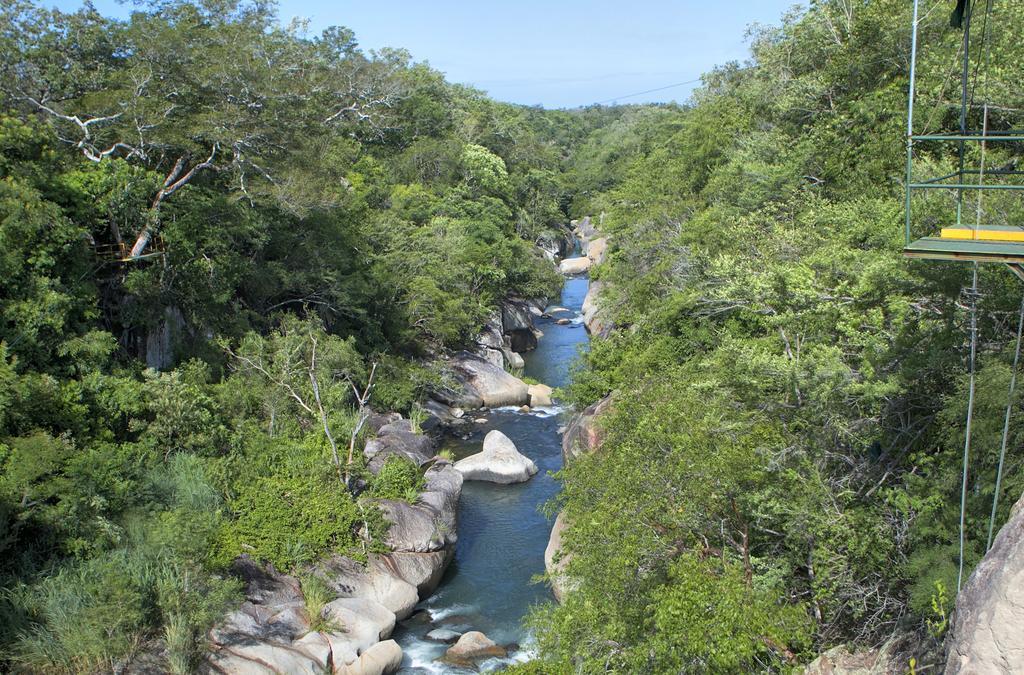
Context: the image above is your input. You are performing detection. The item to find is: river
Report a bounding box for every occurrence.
[394,274,591,673]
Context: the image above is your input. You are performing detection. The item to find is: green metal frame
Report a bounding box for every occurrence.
[903,0,1024,250]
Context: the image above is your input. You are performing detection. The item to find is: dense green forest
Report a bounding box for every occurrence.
[0,0,621,669]
[518,0,1024,672]
[2,0,1023,672]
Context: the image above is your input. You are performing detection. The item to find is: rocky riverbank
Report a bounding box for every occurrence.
[200,222,592,674]
[203,416,462,675]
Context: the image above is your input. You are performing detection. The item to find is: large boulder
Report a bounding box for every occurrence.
[322,596,396,649]
[503,348,525,370]
[559,256,591,275]
[581,280,610,336]
[336,639,402,675]
[205,641,325,675]
[562,394,614,465]
[370,461,461,587]
[455,430,538,484]
[501,300,540,352]
[529,383,554,408]
[443,631,507,667]
[449,352,529,407]
[378,500,452,552]
[544,511,575,602]
[363,411,403,435]
[364,422,434,474]
[587,237,608,266]
[373,550,452,595]
[478,347,505,369]
[575,215,597,243]
[421,398,465,429]
[944,491,1024,674]
[313,556,419,621]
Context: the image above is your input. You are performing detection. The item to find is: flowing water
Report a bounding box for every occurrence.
[395,275,591,673]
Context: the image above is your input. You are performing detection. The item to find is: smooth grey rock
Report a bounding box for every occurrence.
[480,347,505,369]
[501,300,539,352]
[443,631,507,667]
[336,639,402,675]
[425,628,462,643]
[205,641,323,675]
[322,596,396,649]
[945,492,1024,674]
[378,500,450,552]
[314,556,419,620]
[422,398,464,428]
[581,280,610,336]
[455,430,538,484]
[230,557,304,609]
[544,511,575,603]
[292,631,332,670]
[504,349,525,370]
[422,461,464,515]
[587,236,608,265]
[450,352,529,407]
[562,393,613,465]
[559,256,591,275]
[364,429,434,474]
[529,383,554,407]
[373,550,452,595]
[364,411,403,434]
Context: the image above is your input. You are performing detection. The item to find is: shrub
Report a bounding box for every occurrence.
[219,474,363,570]
[369,457,424,501]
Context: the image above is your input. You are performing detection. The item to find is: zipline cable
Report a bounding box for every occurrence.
[958,262,979,593]
[988,293,1024,551]
[592,77,702,105]
[955,0,994,592]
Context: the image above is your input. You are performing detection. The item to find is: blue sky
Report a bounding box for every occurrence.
[51,0,800,109]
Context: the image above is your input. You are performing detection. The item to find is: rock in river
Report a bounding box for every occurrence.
[455,430,538,484]
[425,628,462,643]
[449,352,530,407]
[559,256,591,275]
[529,383,554,407]
[443,631,507,667]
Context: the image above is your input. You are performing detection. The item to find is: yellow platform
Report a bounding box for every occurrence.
[941,225,1024,242]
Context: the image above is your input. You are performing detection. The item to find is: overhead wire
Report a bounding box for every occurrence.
[592,77,702,105]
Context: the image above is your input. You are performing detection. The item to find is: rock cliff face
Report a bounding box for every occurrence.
[204,423,462,675]
[581,280,609,337]
[561,393,614,465]
[944,491,1024,674]
[546,393,614,604]
[543,511,574,602]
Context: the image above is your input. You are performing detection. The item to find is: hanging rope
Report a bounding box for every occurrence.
[988,294,1024,551]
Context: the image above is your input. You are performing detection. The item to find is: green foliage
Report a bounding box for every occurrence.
[219,473,365,570]
[926,580,949,640]
[531,0,1024,670]
[369,457,424,502]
